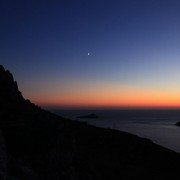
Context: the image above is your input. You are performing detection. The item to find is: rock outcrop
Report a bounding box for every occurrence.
[0,65,23,104]
[1,65,180,180]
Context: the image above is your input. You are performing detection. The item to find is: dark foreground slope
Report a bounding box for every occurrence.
[0,65,180,180]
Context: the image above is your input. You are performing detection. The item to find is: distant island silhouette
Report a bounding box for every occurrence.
[77,113,99,118]
[1,65,180,180]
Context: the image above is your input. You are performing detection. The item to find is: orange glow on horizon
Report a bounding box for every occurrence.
[26,84,180,109]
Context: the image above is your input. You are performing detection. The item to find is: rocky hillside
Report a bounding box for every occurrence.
[0,65,180,180]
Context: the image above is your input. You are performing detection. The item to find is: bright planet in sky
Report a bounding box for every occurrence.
[1,0,180,109]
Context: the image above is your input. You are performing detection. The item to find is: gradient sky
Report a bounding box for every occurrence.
[1,0,180,108]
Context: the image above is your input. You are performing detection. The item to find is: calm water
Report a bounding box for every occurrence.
[49,109,180,153]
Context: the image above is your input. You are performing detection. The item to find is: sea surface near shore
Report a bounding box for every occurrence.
[49,109,180,153]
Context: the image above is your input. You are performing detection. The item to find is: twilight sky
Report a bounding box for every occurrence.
[1,0,180,108]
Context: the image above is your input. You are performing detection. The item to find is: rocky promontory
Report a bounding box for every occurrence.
[1,65,180,180]
[175,122,180,126]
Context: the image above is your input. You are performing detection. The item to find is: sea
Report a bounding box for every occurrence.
[48,109,180,153]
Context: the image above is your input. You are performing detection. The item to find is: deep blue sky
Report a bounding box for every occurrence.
[1,0,180,108]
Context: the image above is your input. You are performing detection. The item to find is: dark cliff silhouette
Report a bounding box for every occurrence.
[0,65,180,180]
